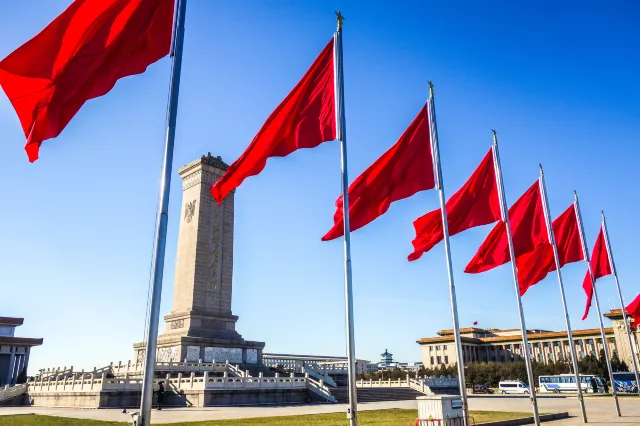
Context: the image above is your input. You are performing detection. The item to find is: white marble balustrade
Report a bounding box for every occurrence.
[27,371,334,402]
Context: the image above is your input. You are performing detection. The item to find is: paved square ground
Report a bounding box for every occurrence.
[0,395,638,424]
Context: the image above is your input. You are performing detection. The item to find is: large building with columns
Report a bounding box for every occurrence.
[0,317,42,387]
[417,309,638,369]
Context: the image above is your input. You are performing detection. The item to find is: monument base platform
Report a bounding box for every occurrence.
[133,335,265,367]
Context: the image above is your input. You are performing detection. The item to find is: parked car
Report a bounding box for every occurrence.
[470,385,494,394]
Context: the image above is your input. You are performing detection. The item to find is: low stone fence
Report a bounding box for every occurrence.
[27,371,336,404]
[357,376,458,389]
[109,360,234,376]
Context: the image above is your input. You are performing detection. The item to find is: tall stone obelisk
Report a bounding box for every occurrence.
[134,153,264,365]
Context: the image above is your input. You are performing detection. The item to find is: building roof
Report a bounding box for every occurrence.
[417,328,613,345]
[437,327,486,336]
[603,308,634,320]
[0,317,24,326]
[0,336,43,346]
[438,327,554,336]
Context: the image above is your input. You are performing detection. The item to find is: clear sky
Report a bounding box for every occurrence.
[1,1,639,374]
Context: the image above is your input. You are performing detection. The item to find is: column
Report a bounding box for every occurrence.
[23,347,31,378]
[6,347,16,386]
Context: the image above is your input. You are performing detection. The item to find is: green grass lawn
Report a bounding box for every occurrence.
[0,410,534,426]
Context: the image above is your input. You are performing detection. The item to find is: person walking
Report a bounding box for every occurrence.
[156,381,165,410]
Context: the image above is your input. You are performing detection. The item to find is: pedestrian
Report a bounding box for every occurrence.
[156,381,165,410]
[590,377,598,393]
[603,379,609,394]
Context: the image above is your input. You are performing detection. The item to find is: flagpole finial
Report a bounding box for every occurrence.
[602,210,606,221]
[539,163,544,175]
[335,11,344,31]
[491,128,498,144]
[428,81,434,97]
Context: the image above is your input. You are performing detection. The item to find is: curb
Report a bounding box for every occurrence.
[476,412,569,425]
[468,395,567,399]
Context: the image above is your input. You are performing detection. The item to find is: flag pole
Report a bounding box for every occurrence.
[574,193,621,416]
[601,210,640,395]
[138,0,187,425]
[538,168,587,422]
[334,11,359,426]
[428,82,469,426]
[491,130,540,426]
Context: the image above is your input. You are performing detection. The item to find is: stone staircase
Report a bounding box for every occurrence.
[330,386,424,403]
[0,384,28,406]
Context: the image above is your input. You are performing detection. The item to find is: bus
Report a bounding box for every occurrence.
[538,374,604,393]
[612,372,638,393]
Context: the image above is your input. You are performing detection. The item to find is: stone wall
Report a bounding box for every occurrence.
[27,388,310,408]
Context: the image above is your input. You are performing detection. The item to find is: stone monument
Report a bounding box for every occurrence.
[134,153,264,366]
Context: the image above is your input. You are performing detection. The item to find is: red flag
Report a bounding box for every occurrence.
[626,293,640,329]
[465,179,548,273]
[322,104,434,241]
[211,40,336,204]
[516,204,584,295]
[408,148,501,261]
[0,0,174,162]
[581,227,612,320]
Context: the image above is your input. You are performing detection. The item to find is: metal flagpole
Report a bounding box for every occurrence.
[334,11,358,426]
[137,0,187,425]
[538,168,587,422]
[428,82,469,426]
[574,193,621,416]
[601,211,640,395]
[491,130,540,426]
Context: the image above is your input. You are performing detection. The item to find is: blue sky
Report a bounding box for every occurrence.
[1,1,639,373]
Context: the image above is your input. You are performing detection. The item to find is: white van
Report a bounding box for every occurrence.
[498,380,530,394]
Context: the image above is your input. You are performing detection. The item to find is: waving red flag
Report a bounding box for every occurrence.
[626,293,640,329]
[408,148,500,261]
[581,227,612,320]
[516,204,584,295]
[211,40,336,204]
[0,0,174,162]
[465,179,548,273]
[322,104,434,241]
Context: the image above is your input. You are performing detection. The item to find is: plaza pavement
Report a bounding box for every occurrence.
[0,395,638,424]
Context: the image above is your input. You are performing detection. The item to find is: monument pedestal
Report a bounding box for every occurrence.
[133,336,264,365]
[134,153,264,366]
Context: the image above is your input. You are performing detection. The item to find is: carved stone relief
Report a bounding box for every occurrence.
[186,346,200,362]
[204,347,241,363]
[157,347,178,362]
[184,200,197,223]
[204,347,215,363]
[246,349,258,364]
